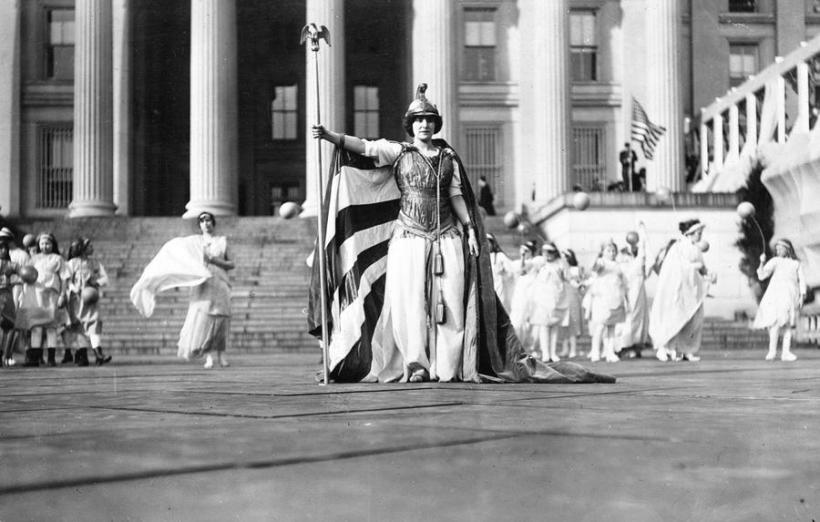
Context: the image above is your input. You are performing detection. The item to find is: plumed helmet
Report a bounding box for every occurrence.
[402,83,443,137]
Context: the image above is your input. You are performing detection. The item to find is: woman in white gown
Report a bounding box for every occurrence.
[753,238,805,361]
[177,212,235,368]
[618,223,650,357]
[649,219,715,362]
[510,240,539,351]
[487,233,515,312]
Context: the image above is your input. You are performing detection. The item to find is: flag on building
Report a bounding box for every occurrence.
[631,97,666,160]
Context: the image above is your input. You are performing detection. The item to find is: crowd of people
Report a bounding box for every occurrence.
[0,227,112,368]
[491,219,806,364]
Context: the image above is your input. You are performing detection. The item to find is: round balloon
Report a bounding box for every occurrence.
[81,286,99,305]
[698,240,710,253]
[503,211,520,229]
[655,187,671,203]
[736,201,756,219]
[21,234,36,248]
[572,192,591,211]
[18,265,38,284]
[625,230,639,245]
[279,201,302,219]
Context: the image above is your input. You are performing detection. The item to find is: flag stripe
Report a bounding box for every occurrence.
[631,97,666,160]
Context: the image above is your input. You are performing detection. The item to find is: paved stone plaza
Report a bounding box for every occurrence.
[1,348,818,521]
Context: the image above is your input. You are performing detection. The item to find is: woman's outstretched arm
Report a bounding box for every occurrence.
[311,125,366,155]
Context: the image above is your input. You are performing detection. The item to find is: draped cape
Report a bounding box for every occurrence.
[130,235,212,318]
[308,143,614,384]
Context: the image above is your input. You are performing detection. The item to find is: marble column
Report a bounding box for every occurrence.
[645,0,684,192]
[519,0,570,202]
[184,0,238,218]
[69,0,117,217]
[302,0,344,217]
[0,0,20,216]
[113,0,130,215]
[412,0,458,149]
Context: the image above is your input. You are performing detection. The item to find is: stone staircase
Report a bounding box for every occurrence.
[3,215,773,356]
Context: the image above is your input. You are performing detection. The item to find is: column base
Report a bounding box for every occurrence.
[182,200,237,219]
[68,200,117,218]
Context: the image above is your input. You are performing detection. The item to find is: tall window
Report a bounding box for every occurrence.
[464,126,502,203]
[38,125,73,209]
[463,8,496,81]
[728,0,756,12]
[729,44,758,87]
[572,127,606,191]
[570,11,597,82]
[271,85,298,140]
[353,86,379,138]
[46,8,75,80]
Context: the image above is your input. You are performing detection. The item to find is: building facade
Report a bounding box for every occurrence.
[2,0,820,218]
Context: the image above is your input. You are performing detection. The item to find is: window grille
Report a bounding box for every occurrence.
[38,125,73,209]
[464,126,502,203]
[571,127,606,191]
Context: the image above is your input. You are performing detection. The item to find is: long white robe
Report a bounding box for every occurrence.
[649,238,707,355]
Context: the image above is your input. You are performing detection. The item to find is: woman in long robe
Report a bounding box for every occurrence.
[618,223,650,357]
[649,219,715,362]
[177,212,235,368]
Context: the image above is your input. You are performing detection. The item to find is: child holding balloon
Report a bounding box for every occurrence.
[530,243,568,363]
[753,239,805,362]
[66,238,111,366]
[586,240,628,363]
[0,238,23,367]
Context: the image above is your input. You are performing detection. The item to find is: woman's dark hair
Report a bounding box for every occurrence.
[678,219,701,235]
[562,248,578,267]
[0,239,10,261]
[198,211,216,227]
[68,237,92,260]
[486,233,502,254]
[523,240,537,255]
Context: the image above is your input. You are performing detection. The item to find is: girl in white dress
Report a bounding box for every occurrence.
[558,249,584,359]
[66,238,111,366]
[586,241,628,363]
[22,233,69,367]
[178,212,235,369]
[530,243,568,362]
[753,238,805,362]
[487,233,515,312]
[510,241,539,352]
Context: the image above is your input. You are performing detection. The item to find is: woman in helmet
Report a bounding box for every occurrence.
[313,84,479,382]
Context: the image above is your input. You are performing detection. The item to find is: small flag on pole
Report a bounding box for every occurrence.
[631,97,666,160]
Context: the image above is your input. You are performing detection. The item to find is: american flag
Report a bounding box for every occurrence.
[631,97,666,160]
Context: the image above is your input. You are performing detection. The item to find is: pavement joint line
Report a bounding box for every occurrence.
[85,401,470,420]
[0,431,525,496]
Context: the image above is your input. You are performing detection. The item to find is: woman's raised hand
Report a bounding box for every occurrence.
[311,124,326,140]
